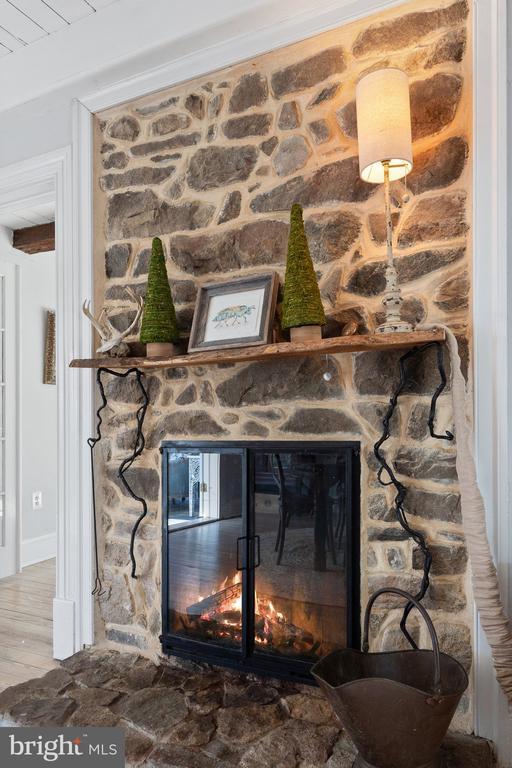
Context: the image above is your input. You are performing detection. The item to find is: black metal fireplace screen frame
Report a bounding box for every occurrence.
[160,440,361,682]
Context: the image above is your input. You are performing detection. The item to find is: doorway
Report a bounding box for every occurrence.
[0,147,94,664]
[0,213,59,688]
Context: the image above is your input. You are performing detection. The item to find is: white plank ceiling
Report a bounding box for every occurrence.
[0,201,55,229]
[0,0,118,57]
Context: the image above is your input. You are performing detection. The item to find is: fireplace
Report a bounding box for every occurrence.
[161,441,360,681]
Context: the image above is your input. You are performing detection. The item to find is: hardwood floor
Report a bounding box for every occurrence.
[0,559,57,691]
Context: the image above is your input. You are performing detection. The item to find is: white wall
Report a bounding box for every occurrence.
[0,232,57,565]
[0,90,73,168]
[20,250,57,560]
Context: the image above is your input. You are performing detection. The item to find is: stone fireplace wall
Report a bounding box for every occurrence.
[93,0,473,730]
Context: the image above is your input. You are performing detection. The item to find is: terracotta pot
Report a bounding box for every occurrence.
[290,325,322,342]
[146,342,175,358]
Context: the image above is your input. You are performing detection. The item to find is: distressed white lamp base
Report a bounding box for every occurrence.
[375,261,413,334]
[376,321,414,333]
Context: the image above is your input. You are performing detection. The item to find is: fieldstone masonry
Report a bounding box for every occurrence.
[0,651,495,767]
[93,0,474,736]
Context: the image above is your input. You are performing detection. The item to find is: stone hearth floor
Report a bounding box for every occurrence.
[0,649,494,767]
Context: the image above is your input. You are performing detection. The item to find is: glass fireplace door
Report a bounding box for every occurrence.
[162,441,360,680]
[252,449,353,662]
[164,447,246,652]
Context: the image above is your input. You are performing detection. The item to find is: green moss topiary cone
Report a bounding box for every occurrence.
[281,203,326,331]
[140,237,179,346]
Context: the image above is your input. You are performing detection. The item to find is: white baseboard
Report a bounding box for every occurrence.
[21,532,57,568]
[53,597,75,660]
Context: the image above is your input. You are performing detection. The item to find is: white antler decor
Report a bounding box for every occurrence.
[82,287,144,357]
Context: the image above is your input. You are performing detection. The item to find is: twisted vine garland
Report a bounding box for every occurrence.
[87,342,451,631]
[88,367,149,593]
[373,341,453,648]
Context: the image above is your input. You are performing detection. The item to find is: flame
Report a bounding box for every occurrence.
[196,573,288,645]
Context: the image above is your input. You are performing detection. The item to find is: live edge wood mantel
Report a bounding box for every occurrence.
[69,329,446,371]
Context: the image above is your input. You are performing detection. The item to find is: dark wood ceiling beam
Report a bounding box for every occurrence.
[12,222,55,255]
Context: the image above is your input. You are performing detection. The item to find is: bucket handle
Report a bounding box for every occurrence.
[363,587,442,695]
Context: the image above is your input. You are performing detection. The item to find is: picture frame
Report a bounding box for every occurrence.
[188,273,279,353]
[43,309,56,385]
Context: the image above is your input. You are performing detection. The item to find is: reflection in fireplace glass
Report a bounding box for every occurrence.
[164,444,358,669]
[253,451,349,658]
[167,449,244,650]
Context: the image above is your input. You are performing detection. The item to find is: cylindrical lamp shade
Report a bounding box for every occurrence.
[356,68,413,184]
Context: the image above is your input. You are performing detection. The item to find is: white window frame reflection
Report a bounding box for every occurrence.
[168,452,221,529]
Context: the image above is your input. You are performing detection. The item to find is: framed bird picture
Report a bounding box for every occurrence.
[188,273,279,353]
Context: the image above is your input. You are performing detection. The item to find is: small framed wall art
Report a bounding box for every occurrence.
[43,309,56,385]
[188,273,279,353]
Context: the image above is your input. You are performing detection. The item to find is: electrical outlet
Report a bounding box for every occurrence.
[32,491,42,510]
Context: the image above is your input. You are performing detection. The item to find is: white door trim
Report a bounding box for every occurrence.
[472,0,512,761]
[0,260,19,579]
[73,100,95,652]
[71,0,510,759]
[0,147,94,658]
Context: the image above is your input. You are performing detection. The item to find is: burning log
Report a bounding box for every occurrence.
[185,580,320,657]
[187,582,242,619]
[255,611,316,655]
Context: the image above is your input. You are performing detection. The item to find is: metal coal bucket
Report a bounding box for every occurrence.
[311,588,468,768]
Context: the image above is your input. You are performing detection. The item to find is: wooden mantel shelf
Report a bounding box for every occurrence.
[69,329,445,371]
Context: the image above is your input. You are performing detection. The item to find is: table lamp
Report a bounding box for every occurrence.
[356,68,413,333]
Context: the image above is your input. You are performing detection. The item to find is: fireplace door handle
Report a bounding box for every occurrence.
[237,536,247,571]
[252,535,261,569]
[237,536,260,570]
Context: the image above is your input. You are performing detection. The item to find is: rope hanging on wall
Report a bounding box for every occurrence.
[373,341,453,648]
[88,367,150,591]
[418,323,512,707]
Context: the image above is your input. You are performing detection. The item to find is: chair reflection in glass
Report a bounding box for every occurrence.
[271,454,347,570]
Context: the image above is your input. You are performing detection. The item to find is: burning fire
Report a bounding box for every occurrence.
[256,597,286,645]
[191,574,312,652]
